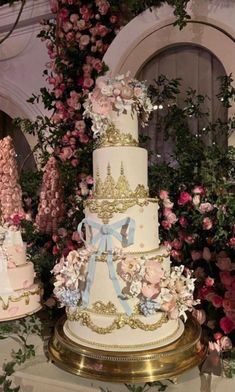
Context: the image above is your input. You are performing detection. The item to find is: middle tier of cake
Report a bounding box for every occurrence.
[84,198,159,252]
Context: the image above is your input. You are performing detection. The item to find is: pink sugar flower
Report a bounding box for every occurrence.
[145,260,164,284]
[159,190,169,200]
[120,257,140,277]
[141,282,160,299]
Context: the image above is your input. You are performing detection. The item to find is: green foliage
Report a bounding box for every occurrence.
[109,0,191,28]
[125,380,170,391]
[0,315,42,392]
[217,74,235,108]
[146,74,235,194]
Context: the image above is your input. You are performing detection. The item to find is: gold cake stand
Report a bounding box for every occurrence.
[48,316,207,383]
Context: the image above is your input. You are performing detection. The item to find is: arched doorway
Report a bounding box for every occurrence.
[137,44,228,163]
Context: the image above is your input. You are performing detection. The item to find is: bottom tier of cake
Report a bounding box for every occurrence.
[0,283,42,321]
[64,309,184,352]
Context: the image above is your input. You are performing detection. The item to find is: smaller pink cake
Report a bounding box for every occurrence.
[0,136,41,321]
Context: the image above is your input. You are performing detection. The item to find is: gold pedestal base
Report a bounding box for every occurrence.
[48,316,207,383]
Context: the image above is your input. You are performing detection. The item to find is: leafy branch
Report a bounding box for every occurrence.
[0,315,42,392]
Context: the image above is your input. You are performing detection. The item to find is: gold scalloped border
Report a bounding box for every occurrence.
[95,250,170,263]
[65,319,182,350]
[66,309,168,334]
[84,197,158,224]
[95,126,138,149]
[0,287,42,310]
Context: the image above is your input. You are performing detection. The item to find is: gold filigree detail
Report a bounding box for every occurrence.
[85,198,150,224]
[66,308,168,334]
[91,301,117,315]
[0,287,41,310]
[95,250,169,263]
[93,163,149,200]
[95,125,138,149]
[66,320,181,350]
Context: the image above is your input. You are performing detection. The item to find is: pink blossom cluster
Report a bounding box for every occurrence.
[35,157,65,234]
[84,73,153,135]
[159,190,177,230]
[0,136,24,222]
[159,185,235,339]
[117,254,196,320]
[41,0,120,165]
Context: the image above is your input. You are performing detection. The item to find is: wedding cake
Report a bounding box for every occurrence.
[53,74,196,351]
[0,136,41,321]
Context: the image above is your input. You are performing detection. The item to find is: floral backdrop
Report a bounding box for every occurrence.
[1,0,235,354]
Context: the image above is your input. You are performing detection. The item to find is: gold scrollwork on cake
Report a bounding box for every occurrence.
[95,126,138,149]
[0,287,41,310]
[66,308,168,334]
[85,198,150,224]
[91,301,117,315]
[94,163,149,200]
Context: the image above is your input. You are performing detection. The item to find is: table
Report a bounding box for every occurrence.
[1,332,235,392]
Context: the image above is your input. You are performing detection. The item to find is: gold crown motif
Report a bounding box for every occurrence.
[95,125,138,149]
[94,163,149,200]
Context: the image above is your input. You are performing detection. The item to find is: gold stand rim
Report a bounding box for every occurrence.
[48,316,207,383]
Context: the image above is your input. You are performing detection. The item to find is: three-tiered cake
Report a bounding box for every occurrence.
[0,136,41,321]
[53,74,195,352]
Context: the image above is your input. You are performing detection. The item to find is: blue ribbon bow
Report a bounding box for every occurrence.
[77,217,135,315]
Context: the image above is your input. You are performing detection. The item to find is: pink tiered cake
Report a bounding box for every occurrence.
[0,136,41,321]
[53,74,196,351]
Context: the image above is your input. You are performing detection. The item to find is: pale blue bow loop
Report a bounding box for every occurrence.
[77,217,135,315]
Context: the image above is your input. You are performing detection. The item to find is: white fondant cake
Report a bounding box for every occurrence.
[0,229,41,321]
[53,74,196,352]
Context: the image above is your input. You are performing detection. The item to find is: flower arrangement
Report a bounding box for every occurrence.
[117,253,197,320]
[52,248,93,307]
[83,73,153,136]
[52,247,197,321]
[159,186,235,342]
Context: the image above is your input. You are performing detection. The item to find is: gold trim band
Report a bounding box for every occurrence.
[0,287,42,310]
[66,309,168,334]
[65,320,182,350]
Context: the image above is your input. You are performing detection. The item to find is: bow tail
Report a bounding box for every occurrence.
[107,253,132,316]
[81,253,97,309]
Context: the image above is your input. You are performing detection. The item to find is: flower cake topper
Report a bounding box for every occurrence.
[83,72,153,136]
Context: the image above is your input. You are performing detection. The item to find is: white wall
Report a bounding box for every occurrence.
[0,0,52,150]
[1,0,235,148]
